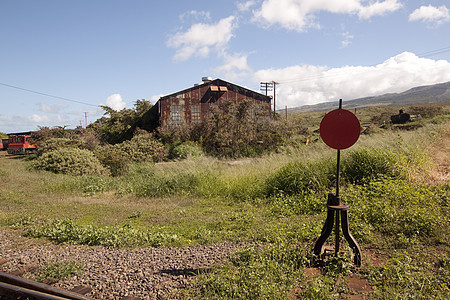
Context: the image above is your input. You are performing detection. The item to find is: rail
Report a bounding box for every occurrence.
[0,271,93,300]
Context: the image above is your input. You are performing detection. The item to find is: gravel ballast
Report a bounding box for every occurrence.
[0,229,250,299]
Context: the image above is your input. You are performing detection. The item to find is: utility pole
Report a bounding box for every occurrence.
[260,82,273,96]
[271,81,279,119]
[261,81,277,118]
[84,112,88,128]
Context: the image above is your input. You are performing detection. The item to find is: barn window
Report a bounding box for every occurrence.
[191,105,201,123]
[170,105,182,125]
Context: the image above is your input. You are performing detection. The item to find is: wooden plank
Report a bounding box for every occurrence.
[10,265,37,276]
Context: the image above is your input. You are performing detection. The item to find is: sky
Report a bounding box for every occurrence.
[1,0,450,133]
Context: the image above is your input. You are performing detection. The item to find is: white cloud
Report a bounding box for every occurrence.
[29,114,50,123]
[252,0,402,31]
[409,5,450,26]
[0,115,39,133]
[253,52,450,108]
[340,31,354,48]
[214,52,252,81]
[105,94,126,111]
[358,0,402,19]
[167,16,236,61]
[150,94,165,103]
[179,10,211,22]
[38,103,68,113]
[0,115,13,124]
[237,1,257,12]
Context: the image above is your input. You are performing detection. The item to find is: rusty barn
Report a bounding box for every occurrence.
[139,78,272,131]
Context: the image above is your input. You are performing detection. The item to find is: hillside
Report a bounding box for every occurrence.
[287,81,450,113]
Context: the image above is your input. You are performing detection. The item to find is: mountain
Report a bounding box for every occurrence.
[286,81,450,113]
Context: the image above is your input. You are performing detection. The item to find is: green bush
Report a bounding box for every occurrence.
[113,132,167,163]
[29,127,101,150]
[170,141,203,159]
[31,148,109,176]
[265,159,334,197]
[345,179,448,241]
[341,148,401,184]
[198,99,288,158]
[95,146,130,177]
[36,138,86,156]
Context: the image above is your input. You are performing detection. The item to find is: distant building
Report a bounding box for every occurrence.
[139,78,272,131]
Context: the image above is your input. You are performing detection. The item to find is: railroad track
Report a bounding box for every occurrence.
[0,259,139,300]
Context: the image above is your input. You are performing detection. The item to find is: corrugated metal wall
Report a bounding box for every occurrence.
[158,80,271,127]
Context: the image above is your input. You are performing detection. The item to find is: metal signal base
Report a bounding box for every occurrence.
[313,193,362,266]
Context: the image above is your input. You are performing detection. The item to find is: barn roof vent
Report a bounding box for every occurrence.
[202,76,212,83]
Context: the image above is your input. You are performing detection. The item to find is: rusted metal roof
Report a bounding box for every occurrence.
[159,78,270,103]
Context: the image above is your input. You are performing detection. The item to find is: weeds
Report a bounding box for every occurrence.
[25,219,183,247]
[183,243,310,299]
[36,260,83,284]
[361,251,450,299]
[344,178,448,244]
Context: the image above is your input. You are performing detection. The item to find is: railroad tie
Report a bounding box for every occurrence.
[70,285,92,295]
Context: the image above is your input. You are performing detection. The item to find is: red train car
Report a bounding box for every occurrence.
[0,138,9,150]
[6,132,37,155]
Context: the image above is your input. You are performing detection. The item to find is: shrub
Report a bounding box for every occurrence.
[345,179,447,241]
[36,138,86,156]
[341,148,401,184]
[31,148,109,176]
[198,99,288,157]
[170,141,203,159]
[29,127,100,149]
[95,146,130,177]
[114,132,167,163]
[265,159,334,197]
[408,105,443,119]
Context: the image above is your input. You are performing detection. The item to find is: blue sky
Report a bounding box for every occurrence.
[1,0,450,133]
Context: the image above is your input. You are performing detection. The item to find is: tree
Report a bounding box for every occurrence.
[92,99,153,144]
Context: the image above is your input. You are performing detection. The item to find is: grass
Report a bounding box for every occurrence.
[36,260,83,284]
[0,110,449,299]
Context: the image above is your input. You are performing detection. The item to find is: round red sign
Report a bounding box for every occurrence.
[320,109,360,150]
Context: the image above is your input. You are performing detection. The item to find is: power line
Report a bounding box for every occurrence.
[417,46,450,57]
[0,82,98,107]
